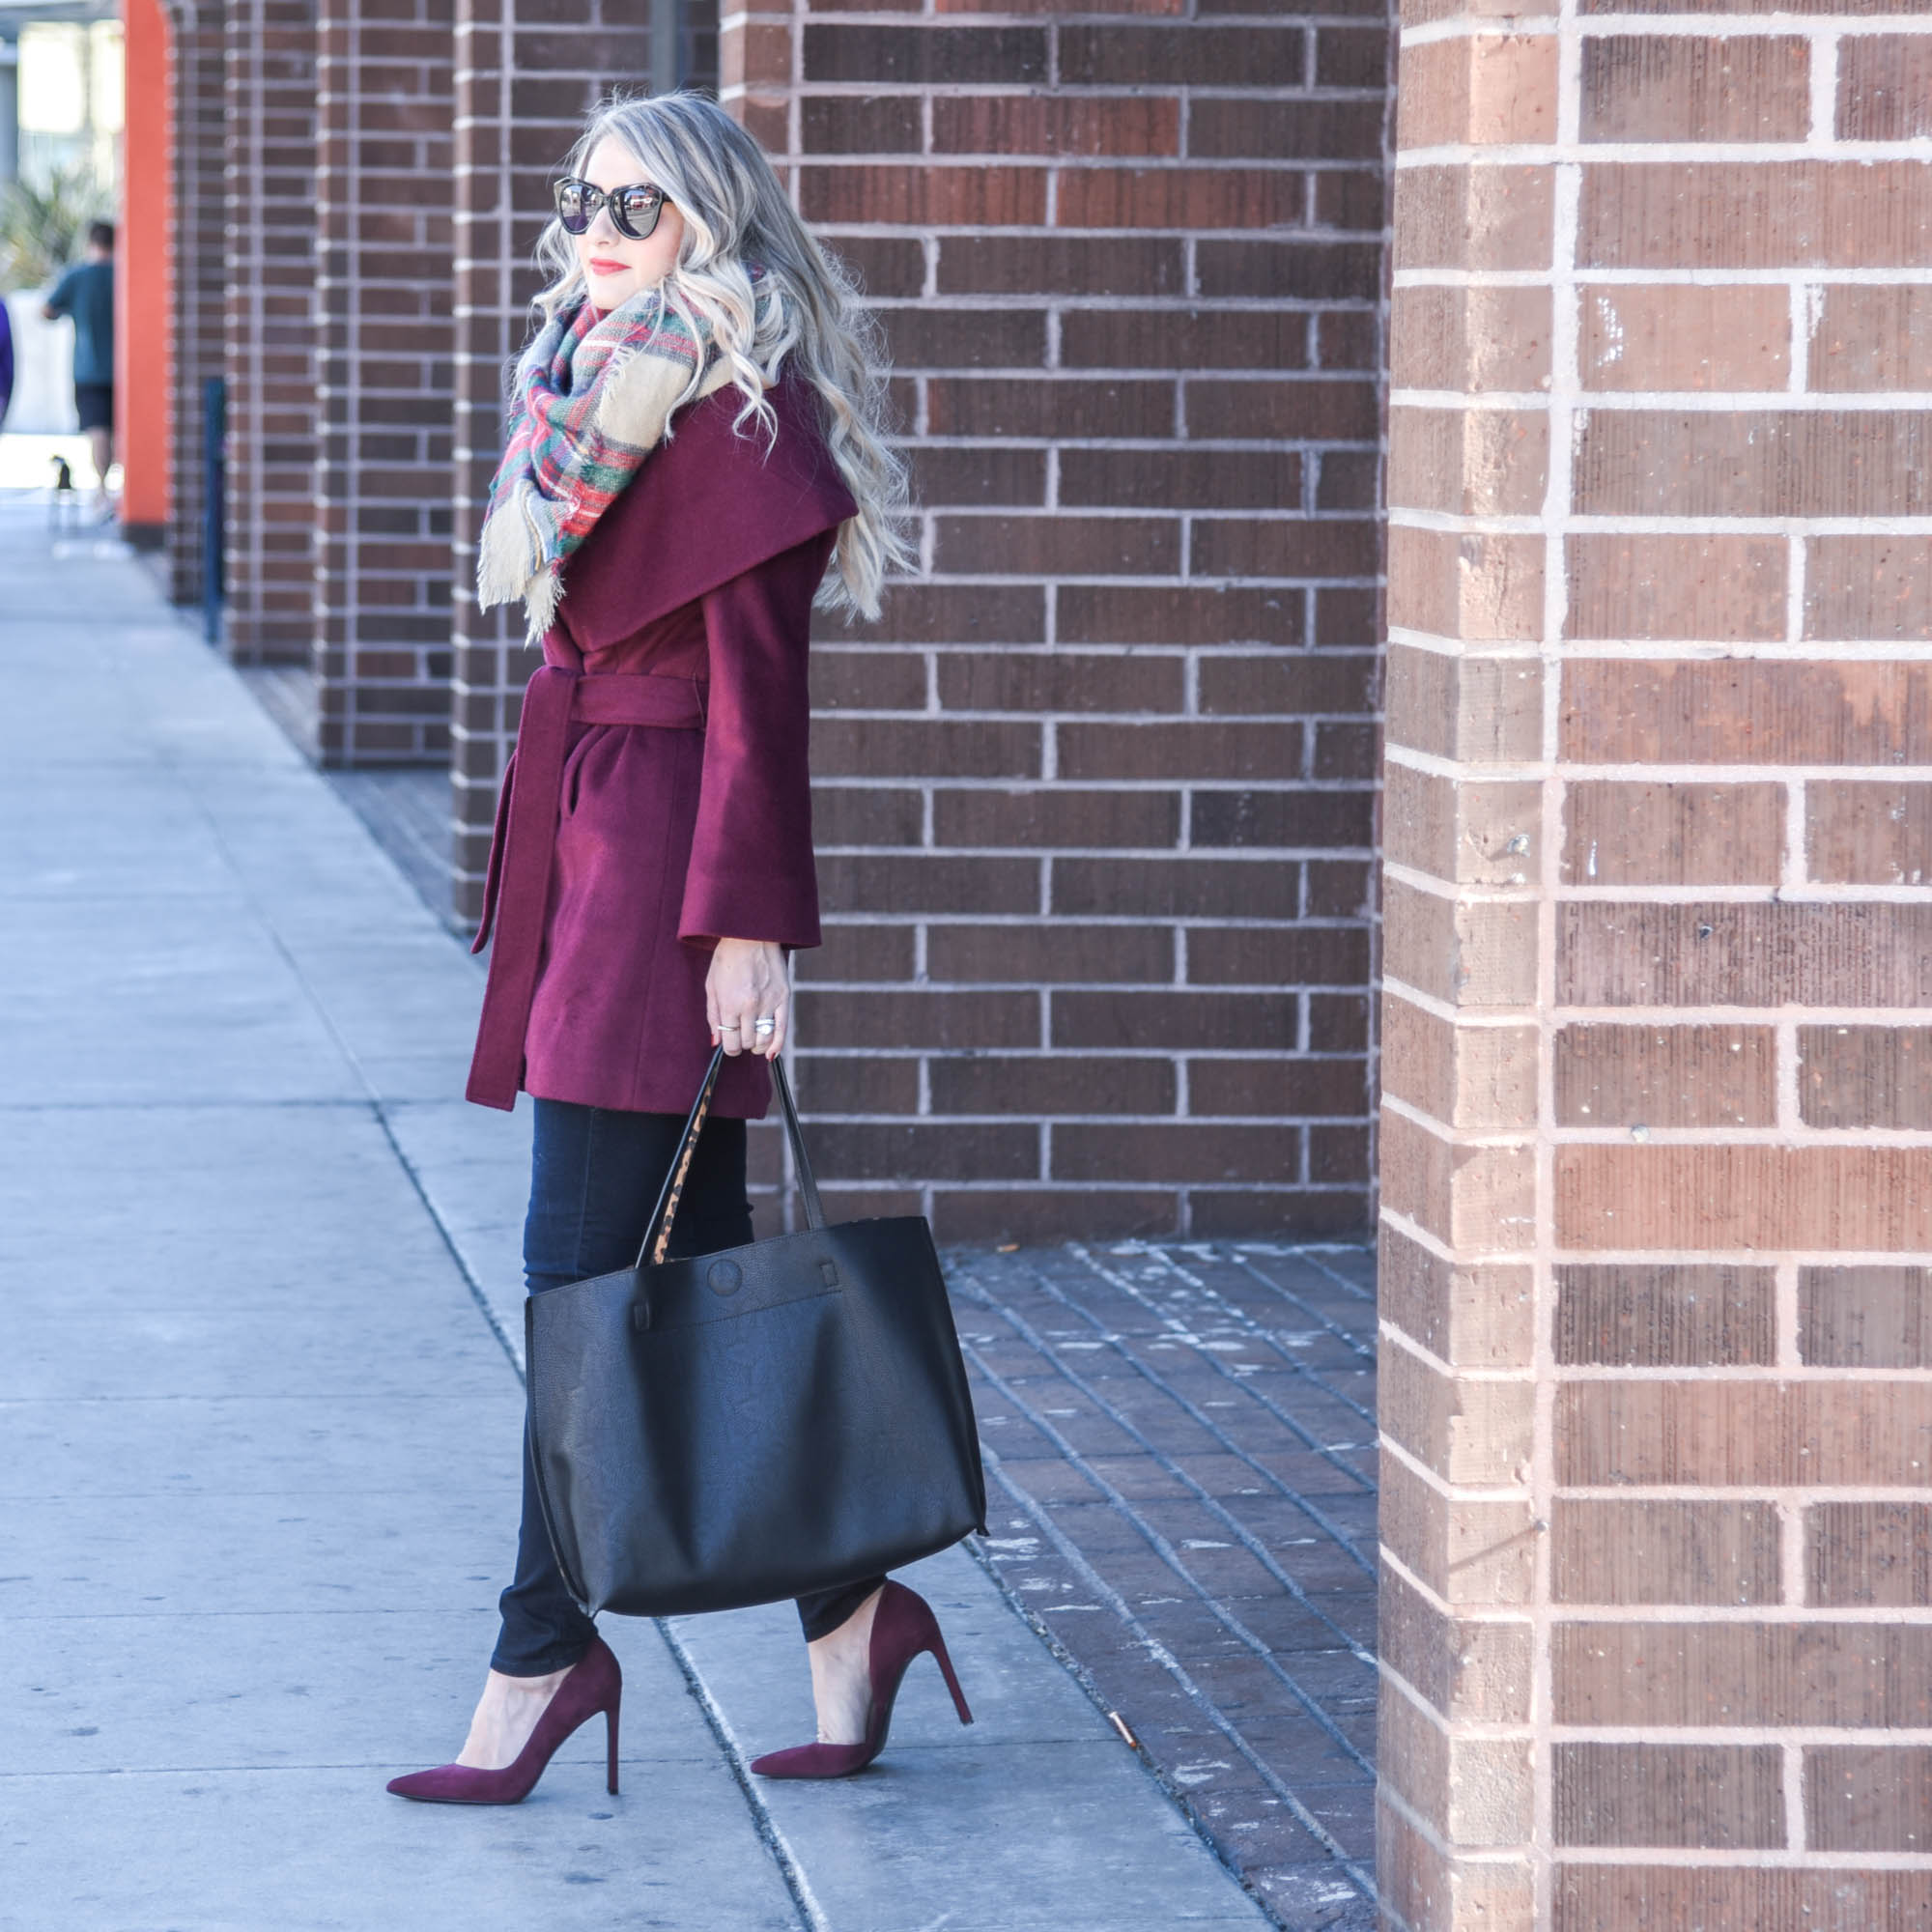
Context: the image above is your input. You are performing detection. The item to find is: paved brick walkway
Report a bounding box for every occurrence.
[950,1241,1379,1932]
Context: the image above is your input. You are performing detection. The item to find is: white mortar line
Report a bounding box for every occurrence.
[1553,1848,1932,1870]
[1393,386,1932,408]
[1396,267,1932,289]
[1400,14,1932,45]
[1780,1495,1810,1621]
[1392,509,1932,536]
[1550,1364,1932,1381]
[1388,746,1932,786]
[1527,13,1586,1911]
[1379,1428,1533,1499]
[1554,1482,1932,1502]
[1387,628,1932,661]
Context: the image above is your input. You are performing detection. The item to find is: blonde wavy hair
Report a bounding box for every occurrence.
[531,92,912,620]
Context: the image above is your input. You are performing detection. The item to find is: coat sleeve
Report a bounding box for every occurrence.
[677,531,831,952]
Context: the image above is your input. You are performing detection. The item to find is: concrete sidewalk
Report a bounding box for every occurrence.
[0,501,1273,1931]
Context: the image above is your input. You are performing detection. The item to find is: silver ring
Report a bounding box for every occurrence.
[753,1016,776,1036]
[720,1020,741,1032]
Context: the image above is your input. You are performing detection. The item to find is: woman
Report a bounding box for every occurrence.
[387,93,970,1806]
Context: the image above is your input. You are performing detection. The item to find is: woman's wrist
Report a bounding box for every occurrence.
[705,938,789,1058]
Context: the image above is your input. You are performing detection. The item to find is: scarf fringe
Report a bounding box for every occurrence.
[476,483,559,639]
[521,564,562,641]
[476,292,733,640]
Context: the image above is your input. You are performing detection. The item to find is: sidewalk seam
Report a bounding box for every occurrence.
[176,765,526,1379]
[654,1620,826,1932]
[177,745,823,1925]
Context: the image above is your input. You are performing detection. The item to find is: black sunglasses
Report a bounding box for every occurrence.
[554,178,668,242]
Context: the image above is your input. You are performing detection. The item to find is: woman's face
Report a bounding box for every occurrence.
[573,134,687,312]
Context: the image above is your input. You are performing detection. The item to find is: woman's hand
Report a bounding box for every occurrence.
[706,938,788,1059]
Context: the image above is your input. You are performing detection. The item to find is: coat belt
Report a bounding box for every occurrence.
[466,666,707,1111]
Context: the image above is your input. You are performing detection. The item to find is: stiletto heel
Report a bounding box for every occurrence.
[750,1580,973,1779]
[387,1633,623,1805]
[606,1694,621,1796]
[928,1628,974,1727]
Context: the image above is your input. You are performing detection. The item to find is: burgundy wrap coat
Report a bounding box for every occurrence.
[466,376,856,1121]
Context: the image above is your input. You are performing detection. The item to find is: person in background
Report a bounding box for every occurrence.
[43,221,116,515]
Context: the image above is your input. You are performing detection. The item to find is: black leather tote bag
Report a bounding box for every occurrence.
[525,1047,987,1619]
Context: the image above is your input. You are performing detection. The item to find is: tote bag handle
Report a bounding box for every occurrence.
[636,1046,826,1268]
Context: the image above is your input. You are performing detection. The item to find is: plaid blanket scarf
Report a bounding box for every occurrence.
[477,288,733,640]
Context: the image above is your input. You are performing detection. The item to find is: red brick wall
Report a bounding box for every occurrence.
[168,0,1388,1240]
[224,0,319,665]
[1381,11,1932,1926]
[728,0,1391,1242]
[161,1,229,608]
[313,0,455,761]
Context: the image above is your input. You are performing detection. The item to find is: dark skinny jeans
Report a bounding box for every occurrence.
[492,1097,885,1677]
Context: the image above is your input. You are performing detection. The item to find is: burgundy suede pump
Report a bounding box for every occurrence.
[386,1633,622,1804]
[750,1580,973,1779]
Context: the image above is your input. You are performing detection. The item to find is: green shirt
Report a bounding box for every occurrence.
[46,260,114,388]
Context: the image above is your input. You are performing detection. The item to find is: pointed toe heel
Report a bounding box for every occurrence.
[387,1634,622,1806]
[751,1580,972,1781]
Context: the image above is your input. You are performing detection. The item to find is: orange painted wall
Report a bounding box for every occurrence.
[119,0,171,526]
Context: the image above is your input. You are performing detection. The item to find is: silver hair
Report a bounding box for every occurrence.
[531,91,912,619]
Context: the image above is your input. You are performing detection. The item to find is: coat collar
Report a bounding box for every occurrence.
[549,374,858,658]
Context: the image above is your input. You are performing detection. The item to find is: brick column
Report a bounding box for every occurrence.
[161,0,227,608]
[1381,10,1932,1927]
[223,0,318,665]
[727,0,1390,1241]
[313,0,455,762]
